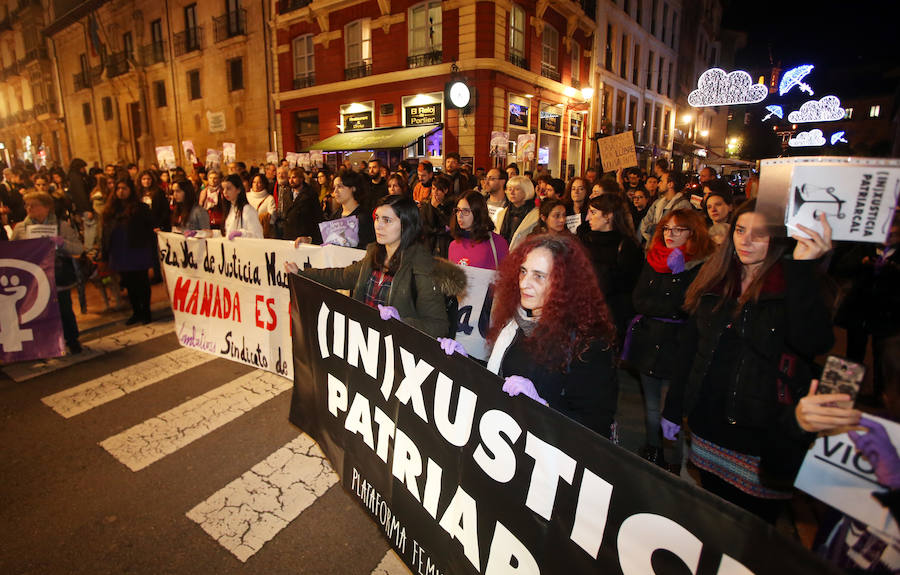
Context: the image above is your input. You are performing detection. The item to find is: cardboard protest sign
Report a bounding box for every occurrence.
[155,145,177,170]
[597,132,638,173]
[285,152,300,168]
[157,233,363,378]
[759,157,900,244]
[452,265,495,361]
[516,133,535,163]
[287,274,841,575]
[319,216,359,248]
[0,238,65,362]
[490,131,508,158]
[795,414,900,538]
[24,224,58,239]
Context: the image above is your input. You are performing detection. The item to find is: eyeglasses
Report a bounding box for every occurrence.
[453,207,472,215]
[662,226,690,235]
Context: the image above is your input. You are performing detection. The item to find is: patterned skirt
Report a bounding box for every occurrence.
[690,434,793,500]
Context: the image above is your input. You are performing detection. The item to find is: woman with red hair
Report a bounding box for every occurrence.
[483,234,619,437]
[627,208,714,470]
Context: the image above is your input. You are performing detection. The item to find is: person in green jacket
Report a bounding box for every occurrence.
[286,194,456,338]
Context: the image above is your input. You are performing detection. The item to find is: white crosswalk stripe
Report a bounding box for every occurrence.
[371,550,412,575]
[40,347,217,418]
[186,433,339,562]
[100,370,291,471]
[1,320,175,382]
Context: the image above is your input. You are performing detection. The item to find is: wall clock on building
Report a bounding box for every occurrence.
[446,80,471,109]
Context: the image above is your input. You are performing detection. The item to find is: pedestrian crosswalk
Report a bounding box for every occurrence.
[27,325,410,574]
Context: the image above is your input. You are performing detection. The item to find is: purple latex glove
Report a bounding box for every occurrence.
[52,236,65,248]
[438,337,468,357]
[661,418,681,441]
[227,230,243,241]
[502,376,548,406]
[183,229,198,238]
[377,304,400,321]
[666,248,685,274]
[849,417,900,489]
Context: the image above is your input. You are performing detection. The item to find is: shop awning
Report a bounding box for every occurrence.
[304,124,441,152]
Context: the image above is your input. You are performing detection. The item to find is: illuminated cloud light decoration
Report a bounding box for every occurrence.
[788,129,826,147]
[687,68,768,107]
[830,131,848,145]
[787,96,846,123]
[779,65,815,96]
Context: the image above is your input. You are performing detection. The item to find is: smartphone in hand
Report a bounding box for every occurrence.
[816,355,865,409]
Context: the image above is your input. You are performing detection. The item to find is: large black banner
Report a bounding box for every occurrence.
[288,275,838,575]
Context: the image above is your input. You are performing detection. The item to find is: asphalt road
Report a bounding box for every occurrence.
[0,315,650,575]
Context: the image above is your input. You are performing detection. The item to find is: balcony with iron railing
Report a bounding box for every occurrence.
[293,73,315,90]
[214,9,246,42]
[508,52,528,71]
[174,27,203,56]
[107,51,130,78]
[541,64,560,82]
[33,99,57,116]
[407,50,442,69]
[140,41,167,65]
[278,0,312,14]
[344,60,371,80]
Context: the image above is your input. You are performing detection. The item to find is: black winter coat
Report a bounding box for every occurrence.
[628,260,703,378]
[281,184,323,243]
[499,330,619,437]
[662,259,833,485]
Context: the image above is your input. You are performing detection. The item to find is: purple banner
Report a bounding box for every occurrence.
[0,238,65,362]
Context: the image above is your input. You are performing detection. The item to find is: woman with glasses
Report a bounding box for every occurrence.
[448,190,508,270]
[627,208,714,470]
[639,171,693,247]
[287,194,461,338]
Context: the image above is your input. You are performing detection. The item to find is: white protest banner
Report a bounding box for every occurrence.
[265,152,279,165]
[181,140,197,165]
[758,157,900,244]
[222,142,236,165]
[516,133,535,163]
[597,131,638,173]
[453,264,495,361]
[490,131,509,158]
[25,224,58,239]
[155,145,177,170]
[285,152,299,168]
[157,233,364,378]
[309,150,323,168]
[795,414,900,538]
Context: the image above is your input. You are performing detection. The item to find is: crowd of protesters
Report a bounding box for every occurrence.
[3,150,899,569]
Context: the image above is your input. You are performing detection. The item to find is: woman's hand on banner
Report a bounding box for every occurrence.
[294,236,313,247]
[792,213,833,260]
[661,418,681,441]
[849,417,900,489]
[183,229,198,238]
[438,337,468,358]
[284,261,300,275]
[227,230,243,241]
[502,376,548,406]
[795,379,861,432]
[377,305,400,321]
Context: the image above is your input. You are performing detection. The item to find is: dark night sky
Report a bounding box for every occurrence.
[721,0,898,97]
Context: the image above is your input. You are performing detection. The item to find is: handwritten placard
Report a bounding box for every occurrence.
[597,131,638,172]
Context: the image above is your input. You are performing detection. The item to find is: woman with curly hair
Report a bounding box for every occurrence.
[483,234,619,437]
[532,198,570,236]
[627,208,714,469]
[387,172,410,198]
[448,190,508,270]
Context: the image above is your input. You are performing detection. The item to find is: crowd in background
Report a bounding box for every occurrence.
[1,150,899,570]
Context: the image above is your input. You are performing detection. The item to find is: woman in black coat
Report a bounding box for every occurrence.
[662,199,835,523]
[627,208,714,469]
[577,194,643,347]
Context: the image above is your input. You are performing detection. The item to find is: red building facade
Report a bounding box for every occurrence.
[273,0,596,176]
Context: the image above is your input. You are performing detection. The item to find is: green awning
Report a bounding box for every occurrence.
[305,124,441,152]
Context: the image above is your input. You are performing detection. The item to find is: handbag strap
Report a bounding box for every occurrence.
[488,234,498,268]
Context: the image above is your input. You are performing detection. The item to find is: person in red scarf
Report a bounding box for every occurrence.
[626,208,714,470]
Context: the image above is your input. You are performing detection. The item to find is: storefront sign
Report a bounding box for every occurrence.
[344,112,373,132]
[508,103,529,128]
[406,103,442,126]
[539,110,561,133]
[570,116,583,138]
